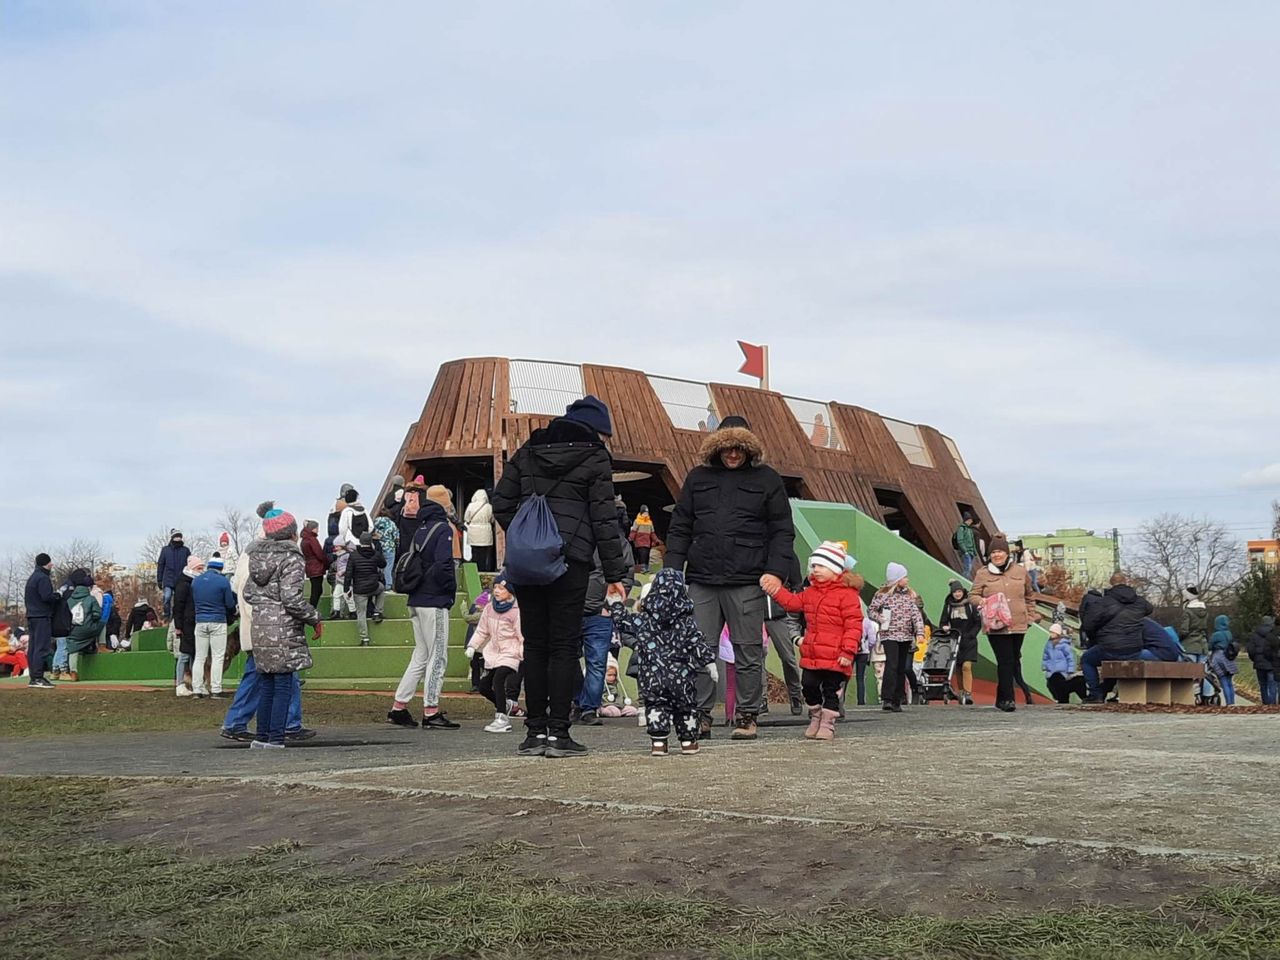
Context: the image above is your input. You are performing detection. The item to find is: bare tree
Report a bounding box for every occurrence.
[212,505,259,554]
[0,550,30,622]
[52,538,107,585]
[138,528,214,575]
[1128,513,1242,607]
[1272,499,1280,540]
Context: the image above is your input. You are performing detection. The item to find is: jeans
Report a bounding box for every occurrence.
[854,653,870,704]
[192,622,228,695]
[575,615,614,711]
[765,616,804,701]
[175,653,192,687]
[1219,674,1236,705]
[512,561,591,736]
[395,606,451,708]
[802,667,845,711]
[962,554,976,579]
[354,585,385,640]
[52,637,69,672]
[1028,569,1041,593]
[1080,646,1159,699]
[689,582,768,718]
[26,618,51,682]
[383,556,397,589]
[163,586,174,618]
[224,654,303,732]
[255,671,294,745]
[1257,669,1278,706]
[880,639,914,707]
[989,633,1026,705]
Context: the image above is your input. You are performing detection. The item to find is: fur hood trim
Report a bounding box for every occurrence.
[699,426,764,467]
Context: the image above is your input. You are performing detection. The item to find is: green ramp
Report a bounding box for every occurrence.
[786,500,1052,700]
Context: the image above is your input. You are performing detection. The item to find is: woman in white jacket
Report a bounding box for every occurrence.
[464,490,496,571]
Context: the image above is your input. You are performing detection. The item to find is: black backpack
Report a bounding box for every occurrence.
[394,522,446,594]
[350,510,370,540]
[51,594,73,637]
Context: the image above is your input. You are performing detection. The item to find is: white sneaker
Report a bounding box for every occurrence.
[175,684,194,697]
[19,669,28,678]
[249,740,285,750]
[484,714,513,734]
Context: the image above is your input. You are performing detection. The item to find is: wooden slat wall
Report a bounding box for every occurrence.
[388,359,1002,564]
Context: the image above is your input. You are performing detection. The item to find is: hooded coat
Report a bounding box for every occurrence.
[344,543,386,596]
[301,527,328,578]
[938,582,982,663]
[468,601,524,671]
[1180,600,1211,656]
[156,538,191,590]
[771,576,863,676]
[64,571,102,653]
[404,501,457,608]
[463,490,495,547]
[1246,618,1279,673]
[171,568,198,657]
[663,426,795,587]
[491,417,627,582]
[1080,584,1153,654]
[1209,615,1234,653]
[607,569,716,703]
[1041,636,1076,677]
[241,538,320,674]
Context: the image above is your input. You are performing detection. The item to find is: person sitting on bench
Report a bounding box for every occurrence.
[1079,573,1157,702]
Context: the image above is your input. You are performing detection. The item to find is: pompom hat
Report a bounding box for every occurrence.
[257,500,298,541]
[809,541,851,576]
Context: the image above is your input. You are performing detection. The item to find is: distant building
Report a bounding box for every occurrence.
[1247,539,1280,570]
[1018,528,1117,587]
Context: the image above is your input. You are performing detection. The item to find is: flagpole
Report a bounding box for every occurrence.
[760,344,770,391]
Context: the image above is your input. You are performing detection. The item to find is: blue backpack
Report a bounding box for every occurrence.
[503,475,583,587]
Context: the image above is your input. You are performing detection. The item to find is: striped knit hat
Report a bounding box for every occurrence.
[809,541,851,576]
[257,500,298,541]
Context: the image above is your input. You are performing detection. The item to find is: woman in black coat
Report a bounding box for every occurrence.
[938,580,981,706]
[171,557,203,695]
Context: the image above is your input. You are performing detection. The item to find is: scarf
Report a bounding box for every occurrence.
[491,596,514,614]
[988,558,1012,575]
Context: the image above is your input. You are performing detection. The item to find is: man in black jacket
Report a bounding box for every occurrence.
[1079,573,1157,701]
[492,395,627,758]
[23,553,59,688]
[664,416,795,740]
[344,531,387,645]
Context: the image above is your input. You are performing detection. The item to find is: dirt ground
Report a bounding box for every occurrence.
[3,704,1260,923]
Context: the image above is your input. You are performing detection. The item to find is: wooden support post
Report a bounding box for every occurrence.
[1116,679,1146,704]
[1146,679,1172,705]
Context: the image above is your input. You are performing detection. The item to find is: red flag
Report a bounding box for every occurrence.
[738,341,766,379]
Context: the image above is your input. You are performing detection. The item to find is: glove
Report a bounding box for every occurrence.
[706,662,719,684]
[312,622,323,641]
[464,646,476,660]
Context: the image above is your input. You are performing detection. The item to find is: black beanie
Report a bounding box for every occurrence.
[719,415,750,430]
[35,552,51,568]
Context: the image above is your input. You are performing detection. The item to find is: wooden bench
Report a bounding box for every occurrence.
[1098,661,1204,705]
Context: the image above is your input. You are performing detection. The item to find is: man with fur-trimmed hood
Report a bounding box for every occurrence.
[664,414,795,741]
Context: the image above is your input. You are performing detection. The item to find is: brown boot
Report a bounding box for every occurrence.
[731,714,758,740]
[64,671,79,683]
[815,709,839,741]
[803,705,822,739]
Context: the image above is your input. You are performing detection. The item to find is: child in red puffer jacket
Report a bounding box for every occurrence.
[761,541,863,741]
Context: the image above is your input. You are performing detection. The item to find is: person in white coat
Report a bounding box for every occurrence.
[464,490,496,571]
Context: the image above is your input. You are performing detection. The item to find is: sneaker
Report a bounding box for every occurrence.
[731,715,758,740]
[569,705,582,724]
[650,740,669,756]
[484,714,513,734]
[545,735,588,758]
[517,733,547,756]
[697,716,713,741]
[249,740,285,750]
[209,692,227,700]
[175,684,194,698]
[881,702,893,712]
[386,708,420,728]
[220,728,253,742]
[790,696,804,716]
[285,727,317,742]
[996,700,1016,713]
[890,702,903,713]
[27,678,55,689]
[372,615,384,624]
[508,701,526,718]
[679,740,700,755]
[359,639,370,647]
[759,702,770,715]
[422,712,460,730]
[576,710,603,726]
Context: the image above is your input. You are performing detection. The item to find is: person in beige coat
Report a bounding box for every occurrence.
[968,533,1040,712]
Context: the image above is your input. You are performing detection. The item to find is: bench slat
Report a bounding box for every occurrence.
[1098,661,1204,680]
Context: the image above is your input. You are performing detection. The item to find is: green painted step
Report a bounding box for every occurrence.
[318,592,471,620]
[306,618,468,647]
[132,627,170,652]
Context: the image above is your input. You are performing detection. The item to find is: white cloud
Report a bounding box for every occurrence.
[1241,465,1280,489]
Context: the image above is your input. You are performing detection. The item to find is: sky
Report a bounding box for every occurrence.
[3,1,1279,565]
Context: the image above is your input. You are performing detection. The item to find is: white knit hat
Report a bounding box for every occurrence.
[809,541,849,576]
[886,562,909,585]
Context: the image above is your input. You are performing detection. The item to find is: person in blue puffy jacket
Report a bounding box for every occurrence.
[1042,624,1086,703]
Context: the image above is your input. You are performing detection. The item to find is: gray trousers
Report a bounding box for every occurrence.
[354,584,386,640]
[764,616,803,700]
[689,582,767,718]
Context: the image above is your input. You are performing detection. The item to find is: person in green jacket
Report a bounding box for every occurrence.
[952,514,980,579]
[63,568,102,681]
[1180,585,1211,698]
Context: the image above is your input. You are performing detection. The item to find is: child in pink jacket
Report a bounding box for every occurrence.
[464,573,524,733]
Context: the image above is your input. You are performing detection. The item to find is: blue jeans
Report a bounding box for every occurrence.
[175,653,192,687]
[255,671,294,745]
[1081,646,1158,699]
[1029,569,1041,593]
[962,554,976,579]
[1219,674,1236,705]
[52,638,69,672]
[575,615,614,711]
[224,654,303,733]
[384,560,395,590]
[163,586,174,618]
[1257,669,1278,706]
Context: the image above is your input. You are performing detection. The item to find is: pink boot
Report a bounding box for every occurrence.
[815,708,839,741]
[803,705,822,739]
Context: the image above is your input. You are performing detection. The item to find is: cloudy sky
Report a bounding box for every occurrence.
[4,1,1278,564]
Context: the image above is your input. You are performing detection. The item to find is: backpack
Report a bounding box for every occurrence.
[327,511,342,538]
[350,510,370,540]
[51,596,73,637]
[402,488,422,519]
[951,529,962,552]
[71,600,87,627]
[1226,640,1241,661]
[394,522,446,595]
[503,474,576,587]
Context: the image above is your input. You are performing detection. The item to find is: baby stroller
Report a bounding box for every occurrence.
[1190,655,1224,707]
[918,630,961,704]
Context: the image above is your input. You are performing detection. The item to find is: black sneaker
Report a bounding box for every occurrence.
[221,728,255,742]
[577,710,603,726]
[387,709,419,728]
[790,696,803,716]
[517,733,547,756]
[422,712,460,730]
[569,705,582,724]
[545,735,588,758]
[210,693,228,701]
[697,716,713,741]
[285,727,317,742]
[28,678,55,689]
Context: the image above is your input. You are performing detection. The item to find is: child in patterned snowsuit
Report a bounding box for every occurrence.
[608,568,717,756]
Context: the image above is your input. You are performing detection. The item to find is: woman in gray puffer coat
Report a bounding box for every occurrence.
[242,501,322,747]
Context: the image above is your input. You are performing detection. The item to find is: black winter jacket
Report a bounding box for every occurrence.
[1080,585,1152,655]
[23,566,60,619]
[405,502,457,608]
[344,544,386,596]
[491,418,627,582]
[1246,622,1279,673]
[171,576,197,657]
[664,428,794,587]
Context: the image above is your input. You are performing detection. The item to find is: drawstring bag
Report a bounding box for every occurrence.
[980,593,1013,633]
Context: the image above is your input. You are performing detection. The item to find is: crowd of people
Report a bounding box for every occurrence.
[7,397,1275,754]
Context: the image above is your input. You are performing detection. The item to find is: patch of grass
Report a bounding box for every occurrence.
[4,778,1280,959]
[0,689,494,737]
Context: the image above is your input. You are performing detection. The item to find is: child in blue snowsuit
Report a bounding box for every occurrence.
[608,568,716,756]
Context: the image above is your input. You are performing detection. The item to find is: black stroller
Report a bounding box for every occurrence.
[918,631,962,704]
